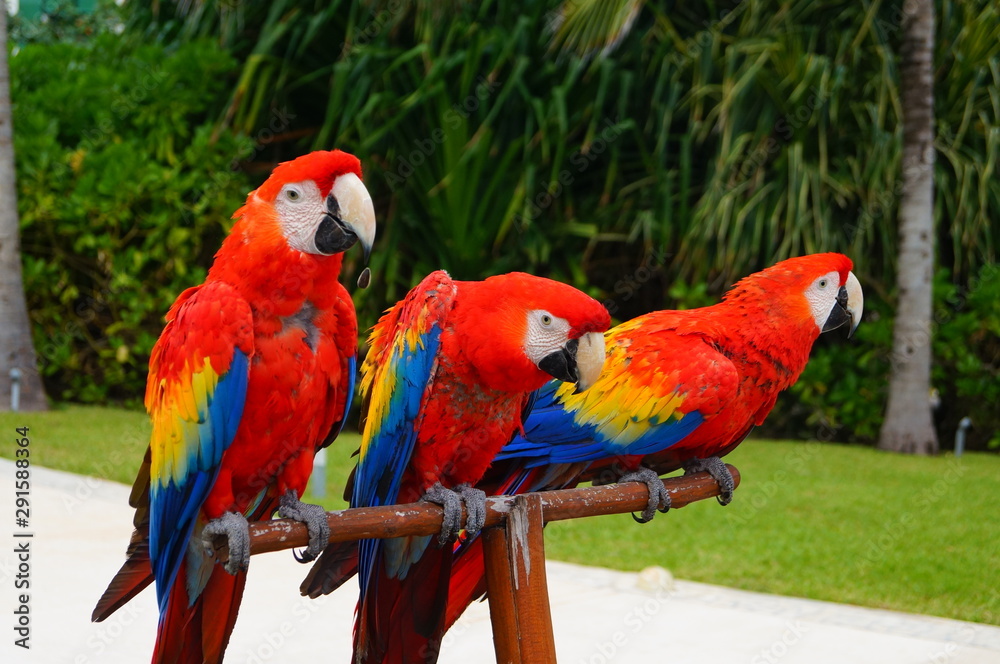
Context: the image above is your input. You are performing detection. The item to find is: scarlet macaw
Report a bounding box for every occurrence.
[92,150,376,664]
[443,252,864,629]
[306,269,610,664]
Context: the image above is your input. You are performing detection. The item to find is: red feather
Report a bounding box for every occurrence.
[94,151,368,663]
[345,271,610,664]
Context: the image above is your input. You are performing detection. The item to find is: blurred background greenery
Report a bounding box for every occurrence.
[10,0,999,448]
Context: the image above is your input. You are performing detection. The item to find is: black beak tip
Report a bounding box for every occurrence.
[822,302,852,335]
[538,347,578,385]
[315,214,358,255]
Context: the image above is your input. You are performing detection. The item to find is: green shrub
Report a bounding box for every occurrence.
[770,266,1000,451]
[13,34,252,403]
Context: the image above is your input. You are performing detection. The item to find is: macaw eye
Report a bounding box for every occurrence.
[540,314,553,326]
[818,278,828,289]
[285,188,301,201]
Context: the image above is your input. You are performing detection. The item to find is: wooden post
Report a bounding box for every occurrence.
[483,525,521,663]
[484,494,557,664]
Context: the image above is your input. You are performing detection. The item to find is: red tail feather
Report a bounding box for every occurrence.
[152,563,247,664]
[299,541,359,599]
[355,545,452,664]
[92,543,153,622]
[444,539,487,631]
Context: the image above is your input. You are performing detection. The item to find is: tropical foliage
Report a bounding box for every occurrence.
[13,33,251,401]
[12,0,1000,447]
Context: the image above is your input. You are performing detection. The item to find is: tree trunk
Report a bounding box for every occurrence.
[879,0,937,454]
[0,2,48,411]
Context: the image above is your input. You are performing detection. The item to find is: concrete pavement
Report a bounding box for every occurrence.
[2,459,998,663]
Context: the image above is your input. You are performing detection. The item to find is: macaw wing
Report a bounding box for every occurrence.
[351,271,456,595]
[352,270,457,511]
[497,314,738,466]
[316,353,357,451]
[145,282,253,610]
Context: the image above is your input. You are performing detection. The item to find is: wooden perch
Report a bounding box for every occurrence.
[213,465,740,559]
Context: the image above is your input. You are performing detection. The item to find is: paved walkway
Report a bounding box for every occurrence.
[2,460,998,663]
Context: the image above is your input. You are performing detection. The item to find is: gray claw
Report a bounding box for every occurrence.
[279,490,331,563]
[202,511,250,575]
[457,484,487,538]
[683,456,735,505]
[422,482,476,545]
[618,467,671,523]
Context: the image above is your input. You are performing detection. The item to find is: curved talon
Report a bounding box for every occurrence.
[682,456,735,506]
[421,482,487,544]
[202,511,250,575]
[618,467,671,523]
[457,484,487,538]
[279,490,331,563]
[422,482,464,545]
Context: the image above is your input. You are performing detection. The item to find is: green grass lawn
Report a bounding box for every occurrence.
[3,405,998,625]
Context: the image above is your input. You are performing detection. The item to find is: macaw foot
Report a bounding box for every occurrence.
[682,456,735,506]
[202,511,250,575]
[456,484,487,538]
[279,490,331,564]
[421,482,487,545]
[618,467,671,524]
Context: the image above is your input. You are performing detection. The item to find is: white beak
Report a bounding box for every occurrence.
[331,172,376,262]
[574,331,606,393]
[845,271,864,337]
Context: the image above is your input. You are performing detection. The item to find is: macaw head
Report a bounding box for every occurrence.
[732,252,864,337]
[236,150,376,261]
[455,272,611,394]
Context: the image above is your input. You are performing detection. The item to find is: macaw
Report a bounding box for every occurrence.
[443,252,864,630]
[91,150,376,664]
[305,269,610,664]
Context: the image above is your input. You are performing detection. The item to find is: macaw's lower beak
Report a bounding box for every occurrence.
[314,172,376,260]
[538,331,606,393]
[822,271,864,338]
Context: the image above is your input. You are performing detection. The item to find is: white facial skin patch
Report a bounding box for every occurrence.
[523,309,572,365]
[273,180,328,255]
[804,270,843,332]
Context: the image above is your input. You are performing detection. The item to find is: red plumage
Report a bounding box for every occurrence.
[442,252,863,636]
[304,270,609,664]
[94,150,375,664]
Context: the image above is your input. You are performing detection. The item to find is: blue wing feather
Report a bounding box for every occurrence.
[497,379,705,467]
[336,355,358,436]
[353,271,455,594]
[149,347,249,610]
